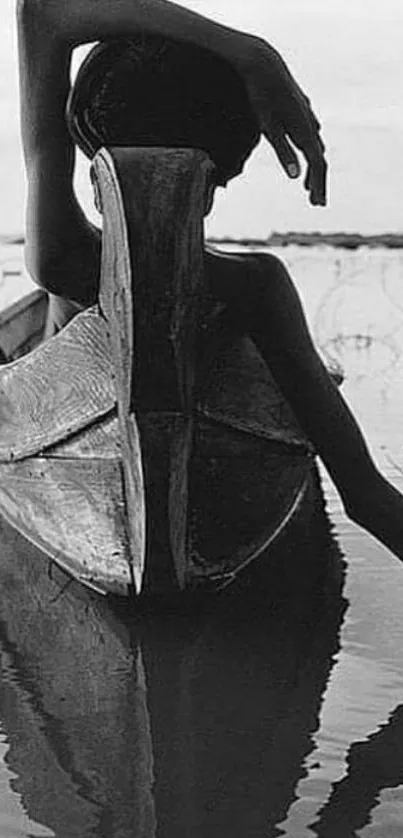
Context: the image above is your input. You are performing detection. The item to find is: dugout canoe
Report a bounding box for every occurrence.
[0,146,319,599]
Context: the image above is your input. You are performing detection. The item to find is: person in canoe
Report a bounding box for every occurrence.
[17,0,403,562]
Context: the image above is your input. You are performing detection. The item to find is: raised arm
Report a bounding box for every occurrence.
[17,2,101,303]
[17,0,327,301]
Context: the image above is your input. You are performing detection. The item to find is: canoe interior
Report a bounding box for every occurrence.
[0,288,47,362]
[0,148,317,598]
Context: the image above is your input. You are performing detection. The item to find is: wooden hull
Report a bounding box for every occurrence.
[0,148,318,599]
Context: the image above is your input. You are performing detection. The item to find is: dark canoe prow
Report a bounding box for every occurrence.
[0,504,347,837]
[0,147,318,599]
[91,146,317,596]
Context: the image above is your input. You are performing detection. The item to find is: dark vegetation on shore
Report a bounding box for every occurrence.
[0,235,25,246]
[2,231,403,250]
[209,232,403,250]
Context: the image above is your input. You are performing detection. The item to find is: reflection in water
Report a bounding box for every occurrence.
[0,484,347,838]
[311,705,403,838]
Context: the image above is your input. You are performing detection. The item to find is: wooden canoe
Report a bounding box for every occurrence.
[0,147,319,599]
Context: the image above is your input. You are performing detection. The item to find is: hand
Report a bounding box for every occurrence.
[240,38,327,206]
[17,0,327,206]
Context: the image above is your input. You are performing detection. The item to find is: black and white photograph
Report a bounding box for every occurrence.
[0,0,402,835]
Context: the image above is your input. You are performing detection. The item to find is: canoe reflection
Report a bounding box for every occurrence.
[0,489,346,838]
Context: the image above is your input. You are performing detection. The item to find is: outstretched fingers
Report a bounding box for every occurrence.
[268,118,327,205]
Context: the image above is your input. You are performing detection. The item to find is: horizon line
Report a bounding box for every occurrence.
[2,231,403,250]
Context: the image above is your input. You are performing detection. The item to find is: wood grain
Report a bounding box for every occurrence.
[0,306,116,461]
[0,149,317,598]
[92,147,215,591]
[95,147,215,413]
[0,457,133,595]
[45,413,121,459]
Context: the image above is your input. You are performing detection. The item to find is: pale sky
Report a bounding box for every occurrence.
[1,0,403,237]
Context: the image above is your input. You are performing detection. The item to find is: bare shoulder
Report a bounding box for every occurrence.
[204,245,287,291]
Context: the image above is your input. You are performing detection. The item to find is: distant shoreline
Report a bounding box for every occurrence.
[209,232,403,250]
[0,235,25,246]
[2,231,403,250]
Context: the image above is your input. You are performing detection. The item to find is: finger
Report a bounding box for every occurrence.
[296,117,327,204]
[279,100,326,195]
[307,153,328,206]
[308,118,326,153]
[310,110,322,134]
[268,127,301,179]
[304,93,323,133]
[294,93,326,154]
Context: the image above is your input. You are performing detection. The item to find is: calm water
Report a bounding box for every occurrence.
[0,244,402,836]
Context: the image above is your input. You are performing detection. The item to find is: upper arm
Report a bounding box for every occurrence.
[18,4,100,303]
[25,151,101,304]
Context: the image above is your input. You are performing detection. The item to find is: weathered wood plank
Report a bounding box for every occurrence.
[0,458,134,595]
[0,148,316,599]
[198,328,311,449]
[45,412,121,459]
[137,414,193,593]
[188,419,313,588]
[94,147,215,413]
[0,306,116,461]
[92,147,215,591]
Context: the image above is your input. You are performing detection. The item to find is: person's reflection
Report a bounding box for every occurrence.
[141,499,348,838]
[311,704,403,838]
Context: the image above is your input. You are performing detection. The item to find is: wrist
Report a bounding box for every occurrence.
[227,32,263,72]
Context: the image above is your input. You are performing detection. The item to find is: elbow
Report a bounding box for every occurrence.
[17,0,44,21]
[24,242,99,306]
[24,242,60,295]
[16,0,37,26]
[24,241,40,287]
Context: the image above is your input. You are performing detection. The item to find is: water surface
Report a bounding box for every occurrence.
[0,245,402,837]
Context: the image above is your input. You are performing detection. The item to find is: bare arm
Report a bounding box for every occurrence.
[17,4,102,302]
[17,0,327,301]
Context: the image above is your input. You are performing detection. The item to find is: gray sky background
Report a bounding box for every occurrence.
[1,0,403,237]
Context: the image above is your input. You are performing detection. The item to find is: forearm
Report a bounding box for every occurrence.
[17,0,256,181]
[20,0,254,64]
[17,6,101,300]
